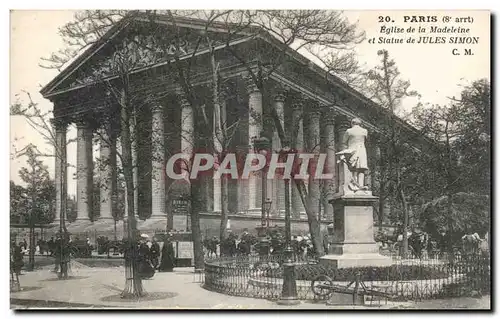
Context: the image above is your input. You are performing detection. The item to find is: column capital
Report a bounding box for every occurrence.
[335,115,351,131]
[75,118,91,129]
[370,131,382,144]
[175,89,191,108]
[272,83,290,103]
[290,95,303,112]
[304,99,322,116]
[151,103,163,113]
[321,107,337,124]
[273,92,286,103]
[242,72,260,94]
[50,118,68,132]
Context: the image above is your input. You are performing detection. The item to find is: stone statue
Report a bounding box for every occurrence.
[336,118,369,192]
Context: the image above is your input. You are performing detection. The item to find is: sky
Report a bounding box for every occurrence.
[9,10,491,195]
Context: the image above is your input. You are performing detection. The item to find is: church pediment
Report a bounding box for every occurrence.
[41,16,251,97]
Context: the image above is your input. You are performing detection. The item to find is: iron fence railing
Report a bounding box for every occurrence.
[203,252,490,302]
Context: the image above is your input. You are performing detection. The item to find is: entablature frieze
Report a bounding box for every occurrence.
[321,106,337,125]
[269,71,379,133]
[335,114,351,132]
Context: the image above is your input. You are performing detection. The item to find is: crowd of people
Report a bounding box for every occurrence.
[377,226,490,259]
[11,223,489,280]
[203,228,320,259]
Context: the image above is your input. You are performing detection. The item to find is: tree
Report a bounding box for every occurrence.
[209,10,364,256]
[451,79,491,195]
[40,10,149,297]
[361,50,420,257]
[11,91,76,235]
[40,10,365,260]
[412,79,491,246]
[17,144,52,270]
[10,181,28,225]
[421,193,489,240]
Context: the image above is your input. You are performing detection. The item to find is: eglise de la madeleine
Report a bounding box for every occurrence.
[40,12,430,236]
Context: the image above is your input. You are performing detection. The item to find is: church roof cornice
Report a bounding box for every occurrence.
[40,12,262,98]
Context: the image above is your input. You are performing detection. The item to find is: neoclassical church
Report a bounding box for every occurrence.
[40,13,428,236]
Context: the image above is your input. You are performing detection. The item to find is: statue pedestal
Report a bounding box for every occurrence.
[319,194,391,268]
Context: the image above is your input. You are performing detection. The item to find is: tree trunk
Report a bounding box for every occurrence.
[395,167,409,258]
[28,225,35,271]
[268,100,324,256]
[119,88,144,298]
[400,186,409,259]
[295,179,324,256]
[446,194,454,263]
[190,181,205,271]
[209,41,228,242]
[219,177,229,240]
[378,166,386,225]
[166,197,174,231]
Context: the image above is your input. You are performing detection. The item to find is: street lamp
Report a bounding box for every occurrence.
[265,198,272,228]
[277,146,300,305]
[178,195,191,232]
[253,134,271,257]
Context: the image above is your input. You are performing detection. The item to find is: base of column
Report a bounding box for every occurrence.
[149,215,167,219]
[97,216,115,221]
[245,208,263,217]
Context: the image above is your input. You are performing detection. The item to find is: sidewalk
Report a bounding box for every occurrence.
[10,265,490,310]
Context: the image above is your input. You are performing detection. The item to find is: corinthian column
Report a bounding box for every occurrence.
[130,111,139,219]
[76,119,93,222]
[320,108,336,221]
[244,74,263,211]
[99,122,117,220]
[304,100,321,221]
[213,91,227,213]
[180,92,194,177]
[290,98,304,218]
[51,118,67,224]
[151,102,166,219]
[272,88,286,215]
[334,115,351,194]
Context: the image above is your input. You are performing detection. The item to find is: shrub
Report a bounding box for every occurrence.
[264,264,449,281]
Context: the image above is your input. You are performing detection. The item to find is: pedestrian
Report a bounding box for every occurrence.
[158,235,175,272]
[12,241,24,275]
[150,239,160,270]
[291,236,299,256]
[138,235,154,279]
[48,237,55,256]
[53,235,61,273]
[323,233,329,254]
